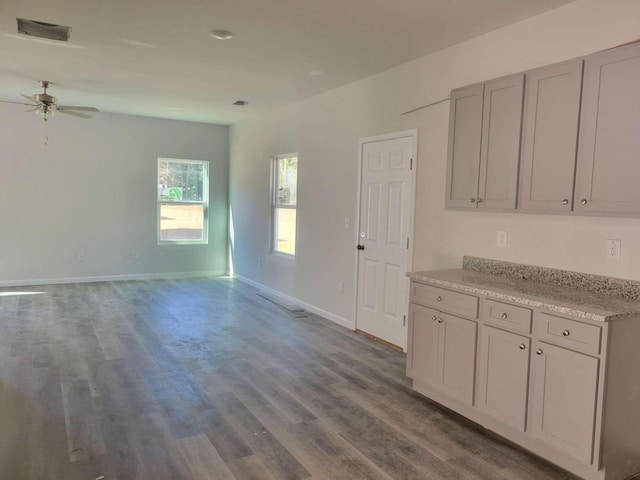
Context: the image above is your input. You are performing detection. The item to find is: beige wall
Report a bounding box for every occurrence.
[0,107,229,285]
[230,0,640,327]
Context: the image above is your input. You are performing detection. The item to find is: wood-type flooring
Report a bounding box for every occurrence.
[0,277,577,479]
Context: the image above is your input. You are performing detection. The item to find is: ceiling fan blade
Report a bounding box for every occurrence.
[21,94,37,103]
[0,100,37,106]
[57,109,91,119]
[58,105,99,112]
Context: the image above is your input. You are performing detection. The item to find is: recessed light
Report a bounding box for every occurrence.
[233,100,248,106]
[210,29,234,40]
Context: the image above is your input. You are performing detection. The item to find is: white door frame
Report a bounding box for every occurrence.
[353,128,418,351]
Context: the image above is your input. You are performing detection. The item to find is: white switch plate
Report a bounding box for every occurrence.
[606,239,621,260]
[497,231,508,248]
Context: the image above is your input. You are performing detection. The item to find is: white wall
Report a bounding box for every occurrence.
[0,106,228,285]
[229,0,640,328]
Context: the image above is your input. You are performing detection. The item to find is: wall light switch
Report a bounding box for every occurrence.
[497,231,508,248]
[606,239,621,260]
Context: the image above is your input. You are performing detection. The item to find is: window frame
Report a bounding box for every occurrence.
[270,153,298,258]
[157,157,209,246]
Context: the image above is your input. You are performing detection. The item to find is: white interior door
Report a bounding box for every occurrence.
[356,133,415,349]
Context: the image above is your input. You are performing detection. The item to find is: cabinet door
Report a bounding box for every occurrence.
[439,312,477,405]
[519,61,583,212]
[477,75,524,210]
[477,327,531,431]
[575,42,640,214]
[531,342,599,464]
[445,84,484,209]
[407,304,440,387]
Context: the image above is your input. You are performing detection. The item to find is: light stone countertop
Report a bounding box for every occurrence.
[408,269,640,322]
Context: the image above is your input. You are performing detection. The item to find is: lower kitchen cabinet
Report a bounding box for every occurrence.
[477,326,531,431]
[407,304,477,406]
[530,342,600,465]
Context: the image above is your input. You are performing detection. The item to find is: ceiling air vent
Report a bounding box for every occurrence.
[17,18,72,41]
[233,100,249,106]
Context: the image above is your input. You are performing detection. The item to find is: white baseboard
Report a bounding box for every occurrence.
[0,270,227,288]
[234,274,355,330]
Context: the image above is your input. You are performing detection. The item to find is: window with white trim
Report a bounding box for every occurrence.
[157,158,209,244]
[272,154,298,256]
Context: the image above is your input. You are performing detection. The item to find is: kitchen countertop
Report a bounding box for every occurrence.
[409,268,640,322]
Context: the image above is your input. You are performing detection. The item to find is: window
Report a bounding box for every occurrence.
[158,158,209,244]
[272,154,298,256]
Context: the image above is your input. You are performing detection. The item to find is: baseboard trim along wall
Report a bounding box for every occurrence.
[234,274,355,330]
[0,270,226,288]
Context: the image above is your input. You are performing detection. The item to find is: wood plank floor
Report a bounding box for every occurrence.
[0,277,577,480]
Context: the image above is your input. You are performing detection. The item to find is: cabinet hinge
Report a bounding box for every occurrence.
[406,237,410,249]
[410,158,413,170]
[403,315,406,327]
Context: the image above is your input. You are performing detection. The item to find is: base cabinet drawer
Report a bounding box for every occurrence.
[410,282,479,319]
[477,326,531,431]
[538,312,602,355]
[530,342,599,465]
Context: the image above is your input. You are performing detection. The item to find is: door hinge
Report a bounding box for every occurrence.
[406,237,409,249]
[403,315,406,327]
[410,158,413,170]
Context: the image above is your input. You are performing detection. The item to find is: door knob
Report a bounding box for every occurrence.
[356,245,365,251]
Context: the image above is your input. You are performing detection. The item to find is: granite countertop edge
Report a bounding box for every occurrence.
[408,271,640,322]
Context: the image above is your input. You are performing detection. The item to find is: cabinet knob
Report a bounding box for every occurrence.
[536,349,544,356]
[432,315,438,321]
[580,199,588,205]
[501,312,508,319]
[562,329,570,337]
[470,198,477,203]
[519,344,526,350]
[437,296,443,301]
[476,198,483,203]
[562,199,569,205]
[437,318,443,323]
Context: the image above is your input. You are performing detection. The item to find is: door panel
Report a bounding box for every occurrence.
[576,43,640,214]
[407,304,440,385]
[531,342,599,464]
[478,75,524,210]
[357,134,414,348]
[477,327,531,431]
[445,84,484,208]
[439,312,477,405]
[520,61,583,212]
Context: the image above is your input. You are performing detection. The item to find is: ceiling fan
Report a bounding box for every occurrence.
[0,80,99,121]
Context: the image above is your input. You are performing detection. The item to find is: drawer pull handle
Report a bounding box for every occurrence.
[536,349,543,355]
[432,315,438,321]
[519,344,526,350]
[437,296,443,301]
[437,318,443,323]
[562,329,570,337]
[501,313,508,319]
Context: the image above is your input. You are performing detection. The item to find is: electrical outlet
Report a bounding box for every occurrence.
[606,239,621,260]
[497,231,508,248]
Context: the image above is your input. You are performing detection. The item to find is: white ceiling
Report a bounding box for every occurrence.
[0,0,574,125]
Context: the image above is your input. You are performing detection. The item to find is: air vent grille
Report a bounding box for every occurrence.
[17,18,72,41]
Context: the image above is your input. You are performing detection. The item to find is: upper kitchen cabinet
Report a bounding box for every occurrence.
[477,75,525,210]
[445,75,524,210]
[575,42,640,215]
[519,61,584,212]
[445,84,484,208]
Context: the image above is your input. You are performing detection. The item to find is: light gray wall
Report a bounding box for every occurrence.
[0,105,229,284]
[229,0,640,328]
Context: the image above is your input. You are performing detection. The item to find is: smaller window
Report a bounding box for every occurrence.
[271,154,298,256]
[158,158,209,244]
